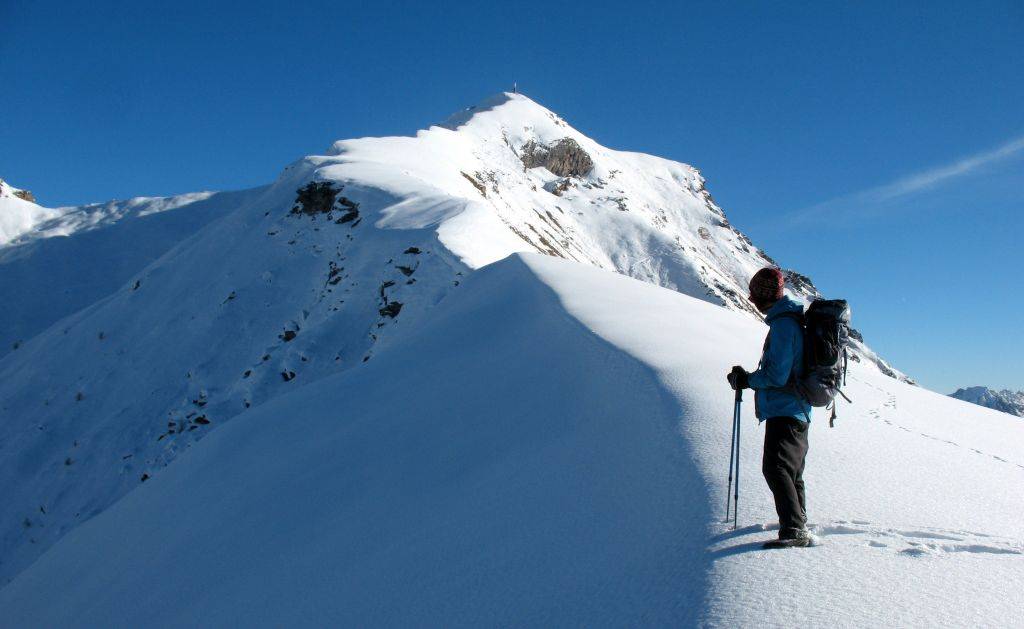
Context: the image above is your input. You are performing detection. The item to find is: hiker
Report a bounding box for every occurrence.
[727,267,813,547]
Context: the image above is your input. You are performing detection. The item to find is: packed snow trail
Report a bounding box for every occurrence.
[2,254,1021,627]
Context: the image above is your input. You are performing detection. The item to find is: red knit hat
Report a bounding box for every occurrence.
[749,267,785,303]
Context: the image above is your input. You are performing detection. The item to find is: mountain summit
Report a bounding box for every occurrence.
[2,93,902,584]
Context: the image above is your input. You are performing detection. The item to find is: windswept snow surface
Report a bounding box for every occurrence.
[2,254,1021,627]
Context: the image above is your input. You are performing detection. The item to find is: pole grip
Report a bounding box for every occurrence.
[730,366,744,402]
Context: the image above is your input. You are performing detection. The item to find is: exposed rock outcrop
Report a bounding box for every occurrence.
[13,189,36,203]
[0,179,37,203]
[291,181,360,222]
[521,138,594,177]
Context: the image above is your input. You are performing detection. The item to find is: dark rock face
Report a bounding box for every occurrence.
[334,196,360,224]
[520,140,546,169]
[379,302,403,318]
[546,138,593,177]
[291,182,360,223]
[13,189,36,203]
[291,182,337,215]
[521,138,593,177]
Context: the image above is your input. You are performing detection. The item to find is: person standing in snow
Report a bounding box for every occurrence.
[727,267,813,547]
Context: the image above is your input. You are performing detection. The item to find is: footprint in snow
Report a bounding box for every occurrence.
[900,542,1022,557]
[812,520,1023,557]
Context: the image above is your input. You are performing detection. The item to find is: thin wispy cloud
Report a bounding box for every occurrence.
[788,134,1024,224]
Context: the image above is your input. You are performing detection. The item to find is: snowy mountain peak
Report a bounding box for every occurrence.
[319,93,902,378]
[438,91,521,129]
[950,386,1024,417]
[1,93,907,585]
[435,92,574,135]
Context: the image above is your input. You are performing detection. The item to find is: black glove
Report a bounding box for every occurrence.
[727,366,749,391]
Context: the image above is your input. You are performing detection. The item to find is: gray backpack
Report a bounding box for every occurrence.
[781,299,852,426]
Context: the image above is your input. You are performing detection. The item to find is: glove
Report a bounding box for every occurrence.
[727,366,749,391]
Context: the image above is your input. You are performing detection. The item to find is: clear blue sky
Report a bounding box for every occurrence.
[2,1,1021,393]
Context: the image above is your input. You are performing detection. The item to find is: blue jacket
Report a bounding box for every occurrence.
[747,296,813,422]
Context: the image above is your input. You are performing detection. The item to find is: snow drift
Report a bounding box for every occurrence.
[1,254,1020,627]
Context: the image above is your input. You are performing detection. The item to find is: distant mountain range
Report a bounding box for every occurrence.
[949,387,1024,417]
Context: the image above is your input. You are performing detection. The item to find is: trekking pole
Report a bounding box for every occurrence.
[733,384,742,530]
[725,388,738,523]
[726,367,744,526]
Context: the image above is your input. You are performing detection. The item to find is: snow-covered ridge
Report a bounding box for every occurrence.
[1,254,1021,627]
[950,386,1024,417]
[1,92,905,585]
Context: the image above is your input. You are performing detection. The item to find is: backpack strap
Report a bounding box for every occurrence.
[830,390,853,428]
[769,310,806,395]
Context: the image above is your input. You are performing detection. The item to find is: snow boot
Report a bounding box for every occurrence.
[763,527,815,549]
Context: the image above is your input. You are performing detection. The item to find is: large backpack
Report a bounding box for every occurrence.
[782,299,852,426]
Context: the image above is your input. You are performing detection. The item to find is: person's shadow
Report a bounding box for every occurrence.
[707,522,779,559]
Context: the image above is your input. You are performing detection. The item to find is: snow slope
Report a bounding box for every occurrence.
[0,187,264,356]
[0,93,904,585]
[1,254,1020,627]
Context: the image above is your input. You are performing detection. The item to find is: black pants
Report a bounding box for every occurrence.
[762,416,809,536]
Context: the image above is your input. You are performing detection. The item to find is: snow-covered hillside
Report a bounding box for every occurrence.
[0,186,265,356]
[1,93,904,585]
[2,254,1020,627]
[949,386,1024,418]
